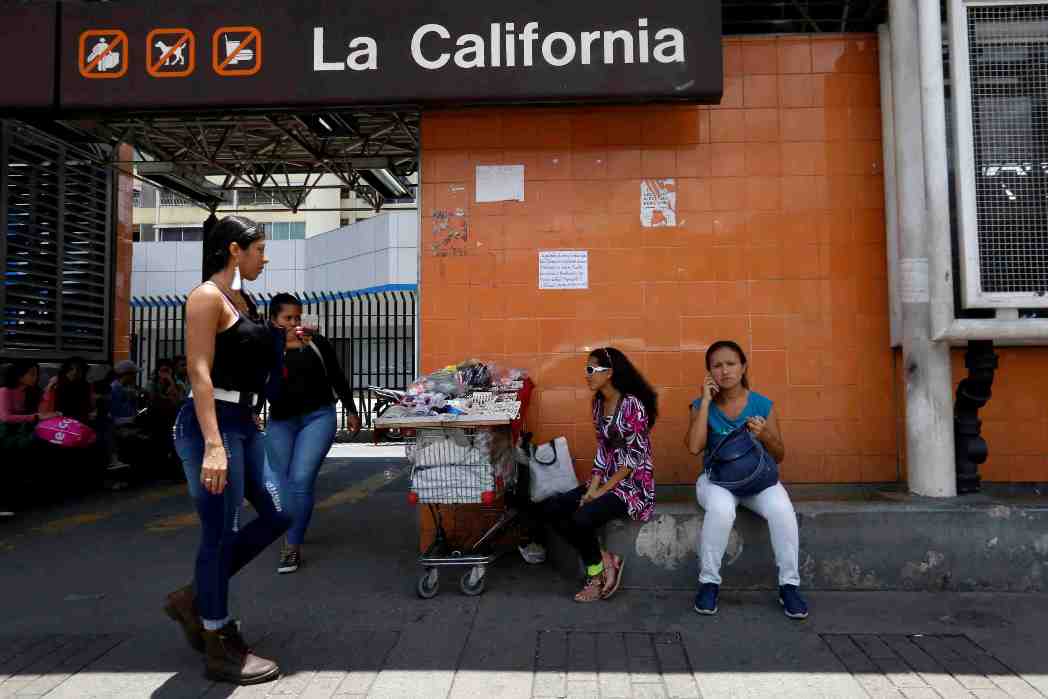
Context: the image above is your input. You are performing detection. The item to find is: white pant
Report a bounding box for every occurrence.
[695,473,801,587]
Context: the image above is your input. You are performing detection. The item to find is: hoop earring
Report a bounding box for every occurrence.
[231,263,242,291]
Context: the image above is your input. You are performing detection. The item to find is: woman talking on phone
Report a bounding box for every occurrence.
[686,340,807,620]
[162,216,291,686]
[266,293,361,574]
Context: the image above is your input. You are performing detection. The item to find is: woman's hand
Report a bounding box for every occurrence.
[347,413,362,435]
[746,416,768,440]
[579,488,599,509]
[201,442,228,495]
[36,411,59,421]
[703,374,719,402]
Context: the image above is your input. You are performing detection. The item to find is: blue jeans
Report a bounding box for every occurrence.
[264,405,337,546]
[173,399,291,622]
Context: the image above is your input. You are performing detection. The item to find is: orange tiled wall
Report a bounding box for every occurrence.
[420,34,894,485]
[952,349,1048,483]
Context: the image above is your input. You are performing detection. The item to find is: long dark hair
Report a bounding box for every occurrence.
[589,346,659,428]
[56,357,89,386]
[54,356,92,420]
[705,340,750,389]
[201,215,264,282]
[3,360,39,390]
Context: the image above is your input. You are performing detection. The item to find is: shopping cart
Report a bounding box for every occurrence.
[406,424,519,598]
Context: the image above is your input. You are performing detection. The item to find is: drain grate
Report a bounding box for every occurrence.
[534,630,699,699]
[820,633,1044,698]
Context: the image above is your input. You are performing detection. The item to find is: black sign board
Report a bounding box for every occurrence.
[51,0,721,112]
[1,2,57,109]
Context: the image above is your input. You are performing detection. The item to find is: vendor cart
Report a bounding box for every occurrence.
[375,381,532,598]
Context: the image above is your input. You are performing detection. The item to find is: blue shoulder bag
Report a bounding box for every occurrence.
[703,423,779,497]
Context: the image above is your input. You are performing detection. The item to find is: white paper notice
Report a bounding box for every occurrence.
[539,250,588,290]
[640,178,677,227]
[900,257,930,303]
[475,165,525,203]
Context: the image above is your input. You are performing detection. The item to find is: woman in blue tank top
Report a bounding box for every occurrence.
[685,340,808,620]
[162,216,291,686]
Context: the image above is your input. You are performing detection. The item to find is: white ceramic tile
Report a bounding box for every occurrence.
[132,243,147,272]
[147,271,177,297]
[175,271,200,296]
[396,247,419,284]
[266,270,294,294]
[176,242,201,272]
[131,272,147,298]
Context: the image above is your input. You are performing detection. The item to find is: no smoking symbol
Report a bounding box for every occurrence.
[147,28,195,78]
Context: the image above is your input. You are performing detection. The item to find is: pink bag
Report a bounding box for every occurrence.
[34,416,97,448]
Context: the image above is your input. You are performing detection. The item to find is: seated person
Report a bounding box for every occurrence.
[110,360,143,426]
[536,347,657,602]
[686,340,807,620]
[41,357,96,424]
[1,360,56,512]
[1,360,54,443]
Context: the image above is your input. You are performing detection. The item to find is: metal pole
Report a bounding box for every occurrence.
[891,0,957,497]
[879,26,902,349]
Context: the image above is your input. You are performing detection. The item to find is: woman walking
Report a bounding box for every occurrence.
[162,215,291,685]
[266,293,361,574]
[537,347,657,602]
[686,340,807,619]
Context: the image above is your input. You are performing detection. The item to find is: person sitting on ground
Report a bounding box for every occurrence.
[146,358,186,475]
[686,340,807,620]
[173,354,190,396]
[536,347,657,603]
[0,360,51,426]
[41,356,96,424]
[265,292,362,575]
[110,360,144,426]
[0,360,56,516]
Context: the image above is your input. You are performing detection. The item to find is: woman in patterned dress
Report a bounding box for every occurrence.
[536,347,658,602]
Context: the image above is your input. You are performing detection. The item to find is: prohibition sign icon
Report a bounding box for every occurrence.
[146,28,195,78]
[79,29,128,79]
[212,26,261,77]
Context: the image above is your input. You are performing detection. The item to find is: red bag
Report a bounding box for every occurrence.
[34,416,97,448]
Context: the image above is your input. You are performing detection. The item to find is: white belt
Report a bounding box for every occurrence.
[189,388,259,406]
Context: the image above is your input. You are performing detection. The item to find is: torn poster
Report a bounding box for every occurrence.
[476,165,525,203]
[641,178,677,227]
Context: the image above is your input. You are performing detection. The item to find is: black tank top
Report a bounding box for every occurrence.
[208,284,273,395]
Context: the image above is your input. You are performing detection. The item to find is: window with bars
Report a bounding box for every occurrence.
[158,191,191,208]
[156,226,203,242]
[265,221,306,240]
[965,5,1048,298]
[237,188,306,207]
[2,121,113,360]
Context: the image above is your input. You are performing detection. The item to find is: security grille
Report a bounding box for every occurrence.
[950,2,1048,307]
[1,121,113,360]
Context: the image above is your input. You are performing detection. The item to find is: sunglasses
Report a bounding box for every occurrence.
[585,365,611,376]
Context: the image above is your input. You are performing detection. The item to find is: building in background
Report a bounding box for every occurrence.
[131,172,418,297]
[131,209,418,298]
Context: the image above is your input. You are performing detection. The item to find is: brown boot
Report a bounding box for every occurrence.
[203,621,280,685]
[163,584,204,653]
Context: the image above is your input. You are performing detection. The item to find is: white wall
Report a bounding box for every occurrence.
[304,210,417,293]
[131,211,417,298]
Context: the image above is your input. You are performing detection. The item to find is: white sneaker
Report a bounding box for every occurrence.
[518,542,546,564]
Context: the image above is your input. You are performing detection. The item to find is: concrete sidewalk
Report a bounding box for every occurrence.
[1,453,1047,698]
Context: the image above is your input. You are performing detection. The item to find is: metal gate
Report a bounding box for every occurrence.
[1,120,113,361]
[130,288,417,429]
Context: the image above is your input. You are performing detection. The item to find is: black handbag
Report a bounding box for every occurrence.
[703,423,779,496]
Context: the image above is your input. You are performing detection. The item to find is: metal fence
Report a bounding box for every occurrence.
[129,286,417,429]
